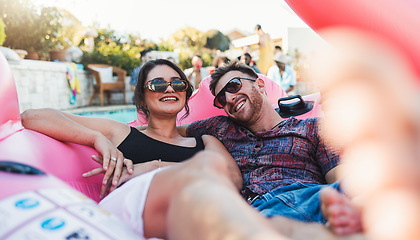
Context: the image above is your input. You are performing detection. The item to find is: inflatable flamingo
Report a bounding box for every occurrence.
[0,52,140,239]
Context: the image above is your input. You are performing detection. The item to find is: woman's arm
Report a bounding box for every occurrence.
[21,108,133,189]
[202,135,243,190]
[21,108,129,144]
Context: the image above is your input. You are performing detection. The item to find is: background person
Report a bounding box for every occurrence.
[274,45,283,55]
[255,24,274,75]
[130,49,153,103]
[267,52,297,94]
[240,53,261,73]
[209,56,231,74]
[184,54,210,91]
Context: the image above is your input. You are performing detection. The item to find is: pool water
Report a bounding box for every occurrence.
[75,108,138,123]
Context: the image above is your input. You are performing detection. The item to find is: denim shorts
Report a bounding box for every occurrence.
[251,181,341,223]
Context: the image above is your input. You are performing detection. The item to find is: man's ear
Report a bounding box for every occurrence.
[256,77,266,93]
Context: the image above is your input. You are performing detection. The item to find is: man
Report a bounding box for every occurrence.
[178,61,341,224]
[255,24,274,75]
[129,49,153,91]
[267,52,297,94]
[240,53,261,73]
[184,54,210,91]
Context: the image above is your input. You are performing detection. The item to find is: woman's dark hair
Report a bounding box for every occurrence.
[135,59,193,120]
[209,60,258,96]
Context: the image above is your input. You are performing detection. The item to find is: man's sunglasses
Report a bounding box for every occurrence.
[144,78,189,92]
[213,77,257,108]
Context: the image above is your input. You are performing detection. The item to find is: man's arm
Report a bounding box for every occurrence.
[325,165,341,184]
[202,135,243,190]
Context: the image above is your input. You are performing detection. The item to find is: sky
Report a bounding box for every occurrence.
[32,0,310,42]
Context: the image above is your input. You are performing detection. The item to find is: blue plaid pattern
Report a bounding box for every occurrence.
[187,116,340,197]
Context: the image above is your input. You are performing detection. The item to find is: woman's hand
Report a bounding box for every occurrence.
[82,152,133,199]
[89,133,134,183]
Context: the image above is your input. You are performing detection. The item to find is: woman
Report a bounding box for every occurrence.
[21,60,242,237]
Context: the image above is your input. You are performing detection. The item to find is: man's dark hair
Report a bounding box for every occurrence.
[209,60,258,96]
[243,53,252,59]
[275,45,282,51]
[255,24,262,31]
[140,49,152,58]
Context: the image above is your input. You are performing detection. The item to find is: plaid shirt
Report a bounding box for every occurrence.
[187,116,340,197]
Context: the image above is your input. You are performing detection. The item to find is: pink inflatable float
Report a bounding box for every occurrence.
[0,53,103,201]
[285,0,420,81]
[0,53,140,239]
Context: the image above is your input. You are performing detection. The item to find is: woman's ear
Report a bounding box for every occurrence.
[256,77,266,93]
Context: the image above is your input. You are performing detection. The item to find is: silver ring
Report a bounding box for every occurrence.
[123,158,129,163]
[110,157,117,162]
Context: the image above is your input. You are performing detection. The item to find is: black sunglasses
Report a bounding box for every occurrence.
[213,77,256,108]
[144,78,189,92]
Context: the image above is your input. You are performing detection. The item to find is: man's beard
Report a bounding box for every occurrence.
[230,85,264,127]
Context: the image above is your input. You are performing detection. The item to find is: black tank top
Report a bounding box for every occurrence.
[117,127,205,164]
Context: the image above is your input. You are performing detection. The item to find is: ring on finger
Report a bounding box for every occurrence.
[110,157,117,162]
[123,158,130,163]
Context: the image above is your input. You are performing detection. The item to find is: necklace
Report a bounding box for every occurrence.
[271,120,283,130]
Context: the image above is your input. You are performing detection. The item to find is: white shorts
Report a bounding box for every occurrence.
[99,168,163,239]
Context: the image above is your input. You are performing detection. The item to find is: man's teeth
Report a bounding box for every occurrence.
[236,101,245,111]
[162,97,177,101]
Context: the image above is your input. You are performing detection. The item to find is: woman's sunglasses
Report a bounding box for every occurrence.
[144,78,189,92]
[213,77,257,108]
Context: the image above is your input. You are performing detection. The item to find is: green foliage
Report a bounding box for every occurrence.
[80,27,159,75]
[48,9,84,50]
[37,7,62,51]
[201,52,213,67]
[0,18,5,46]
[156,40,174,52]
[0,0,62,53]
[205,29,231,52]
[167,26,217,70]
[168,26,207,53]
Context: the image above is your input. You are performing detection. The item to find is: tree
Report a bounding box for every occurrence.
[80,27,157,75]
[168,26,206,52]
[205,29,231,52]
[0,0,62,53]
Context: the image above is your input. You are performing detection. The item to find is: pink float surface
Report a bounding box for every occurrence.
[0,52,102,202]
[285,0,420,81]
[295,92,322,119]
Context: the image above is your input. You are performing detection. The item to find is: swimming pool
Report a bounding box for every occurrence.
[70,106,138,123]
